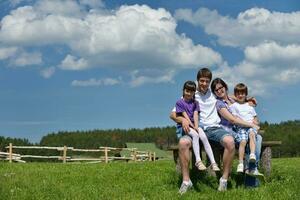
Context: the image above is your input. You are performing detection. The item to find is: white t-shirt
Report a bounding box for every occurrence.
[230,102,257,123]
[195,89,221,129]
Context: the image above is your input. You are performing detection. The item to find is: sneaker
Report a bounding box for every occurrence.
[218,177,227,192]
[249,153,256,163]
[237,163,244,173]
[246,169,265,182]
[211,163,220,171]
[179,181,193,195]
[195,160,207,171]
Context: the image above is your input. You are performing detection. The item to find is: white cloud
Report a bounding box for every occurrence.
[244,41,300,65]
[12,51,42,66]
[71,77,121,87]
[59,54,88,70]
[0,3,222,85]
[175,7,300,95]
[129,69,175,87]
[0,46,18,60]
[214,42,300,95]
[0,5,87,46]
[40,66,55,78]
[175,7,300,47]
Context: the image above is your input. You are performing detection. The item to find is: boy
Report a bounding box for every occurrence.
[230,83,259,173]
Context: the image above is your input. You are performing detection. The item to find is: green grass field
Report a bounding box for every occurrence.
[0,158,299,200]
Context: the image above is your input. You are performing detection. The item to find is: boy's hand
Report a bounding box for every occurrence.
[253,124,260,131]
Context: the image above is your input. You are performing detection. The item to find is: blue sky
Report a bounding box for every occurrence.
[1,0,300,142]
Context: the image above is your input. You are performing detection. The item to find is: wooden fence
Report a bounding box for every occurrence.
[0,143,156,163]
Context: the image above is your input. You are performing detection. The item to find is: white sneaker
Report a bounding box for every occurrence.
[249,153,256,163]
[179,181,193,195]
[195,160,207,171]
[218,177,227,192]
[237,163,244,173]
[211,163,220,171]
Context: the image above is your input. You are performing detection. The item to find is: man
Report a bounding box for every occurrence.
[170,68,235,194]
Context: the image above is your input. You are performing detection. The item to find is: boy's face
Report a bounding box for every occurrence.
[198,77,211,93]
[235,91,247,103]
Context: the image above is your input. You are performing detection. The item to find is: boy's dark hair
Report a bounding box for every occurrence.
[234,83,248,96]
[197,67,212,81]
[211,78,228,95]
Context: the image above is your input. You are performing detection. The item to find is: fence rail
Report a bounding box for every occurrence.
[1,143,156,164]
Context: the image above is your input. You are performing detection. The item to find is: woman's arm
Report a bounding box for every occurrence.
[218,107,259,129]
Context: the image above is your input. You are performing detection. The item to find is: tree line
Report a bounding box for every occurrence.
[1,120,299,158]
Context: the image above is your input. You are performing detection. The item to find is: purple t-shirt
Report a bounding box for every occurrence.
[216,97,235,129]
[175,98,200,127]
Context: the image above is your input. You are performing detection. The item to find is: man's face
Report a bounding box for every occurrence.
[198,77,211,93]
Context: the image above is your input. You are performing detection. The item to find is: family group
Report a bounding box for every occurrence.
[170,67,263,194]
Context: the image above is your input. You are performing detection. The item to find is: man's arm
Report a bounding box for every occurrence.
[170,111,190,133]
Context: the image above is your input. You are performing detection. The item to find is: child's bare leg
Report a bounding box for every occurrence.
[249,131,256,154]
[237,140,246,172]
[239,140,247,162]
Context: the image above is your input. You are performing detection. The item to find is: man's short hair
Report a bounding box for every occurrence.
[197,67,212,81]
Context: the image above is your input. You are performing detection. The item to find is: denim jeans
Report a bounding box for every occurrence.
[245,134,262,170]
[244,134,262,187]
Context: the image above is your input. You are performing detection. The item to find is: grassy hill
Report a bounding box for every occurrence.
[0,158,299,199]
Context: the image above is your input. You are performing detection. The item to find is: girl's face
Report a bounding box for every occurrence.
[235,91,247,103]
[214,83,227,99]
[183,88,195,101]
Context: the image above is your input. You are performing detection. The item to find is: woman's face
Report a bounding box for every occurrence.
[214,83,227,98]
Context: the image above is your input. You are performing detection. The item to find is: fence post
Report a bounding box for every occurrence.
[63,145,67,163]
[133,149,137,162]
[153,152,156,162]
[148,151,152,161]
[9,143,13,163]
[104,147,108,163]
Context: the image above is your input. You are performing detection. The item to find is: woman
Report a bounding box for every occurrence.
[211,78,263,179]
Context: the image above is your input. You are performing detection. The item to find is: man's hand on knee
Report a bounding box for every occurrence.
[182,118,190,133]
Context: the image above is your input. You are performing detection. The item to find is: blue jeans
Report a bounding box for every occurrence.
[244,134,262,187]
[205,126,231,146]
[245,134,262,170]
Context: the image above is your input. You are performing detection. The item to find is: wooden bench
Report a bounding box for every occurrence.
[168,140,282,177]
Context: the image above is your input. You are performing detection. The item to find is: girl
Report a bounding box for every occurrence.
[175,81,220,171]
